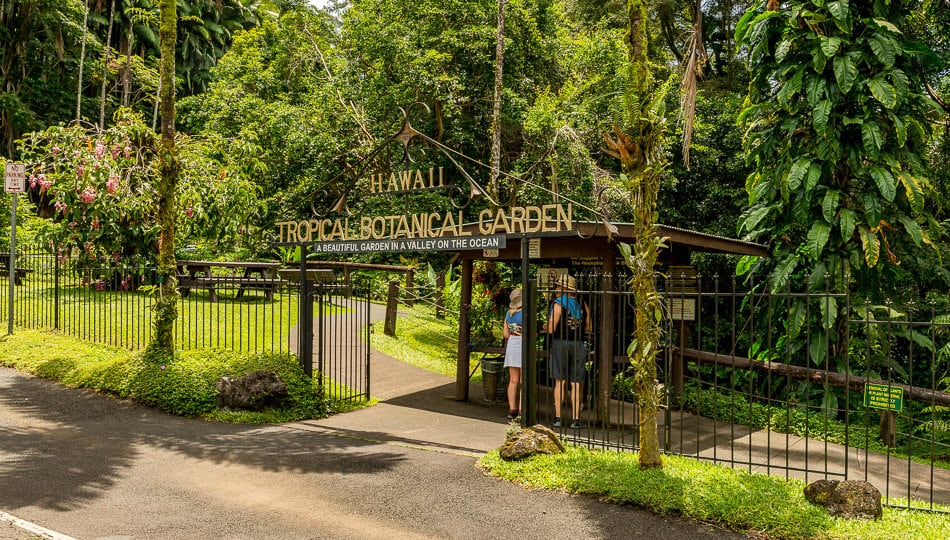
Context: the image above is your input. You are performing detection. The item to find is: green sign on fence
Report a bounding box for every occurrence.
[864,383,903,412]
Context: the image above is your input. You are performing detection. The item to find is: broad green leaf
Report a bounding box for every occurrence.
[868,77,897,109]
[740,206,771,233]
[833,56,857,94]
[863,193,883,223]
[776,39,793,63]
[892,114,906,146]
[839,208,856,239]
[820,36,842,57]
[805,74,827,106]
[870,167,896,202]
[809,332,827,366]
[898,172,925,213]
[822,190,840,222]
[808,222,831,257]
[808,261,828,291]
[812,48,827,73]
[770,253,800,293]
[820,296,838,330]
[869,34,896,67]
[788,159,811,190]
[858,225,881,267]
[813,100,831,133]
[806,162,822,191]
[778,69,804,105]
[898,215,923,246]
[829,0,850,22]
[788,300,807,339]
[873,19,902,34]
[861,122,883,154]
[736,255,757,276]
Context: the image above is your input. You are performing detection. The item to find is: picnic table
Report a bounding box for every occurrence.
[177,260,283,302]
[0,263,34,285]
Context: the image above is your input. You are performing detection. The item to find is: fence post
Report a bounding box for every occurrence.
[435,271,445,320]
[404,270,414,307]
[54,253,60,329]
[299,246,313,377]
[384,280,399,336]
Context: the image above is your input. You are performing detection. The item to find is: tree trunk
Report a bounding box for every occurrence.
[489,0,506,201]
[150,0,179,353]
[99,0,115,128]
[623,0,663,470]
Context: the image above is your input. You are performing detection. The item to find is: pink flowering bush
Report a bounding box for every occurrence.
[17,109,265,289]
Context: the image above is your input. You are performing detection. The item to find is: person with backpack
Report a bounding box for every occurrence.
[544,274,591,429]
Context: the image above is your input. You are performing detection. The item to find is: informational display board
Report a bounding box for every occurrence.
[864,383,903,412]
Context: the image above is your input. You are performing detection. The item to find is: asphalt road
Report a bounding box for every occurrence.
[0,365,753,540]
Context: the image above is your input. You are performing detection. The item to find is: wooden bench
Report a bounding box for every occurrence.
[0,265,34,285]
[177,260,283,302]
[178,275,288,302]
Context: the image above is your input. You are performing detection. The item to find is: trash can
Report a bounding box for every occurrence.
[480,357,508,403]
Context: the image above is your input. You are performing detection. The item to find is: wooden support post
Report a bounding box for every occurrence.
[456,258,473,401]
[405,270,414,307]
[597,256,616,426]
[435,271,446,320]
[384,280,399,337]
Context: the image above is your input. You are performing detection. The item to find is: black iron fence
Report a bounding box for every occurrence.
[0,248,372,404]
[0,250,299,353]
[524,271,950,512]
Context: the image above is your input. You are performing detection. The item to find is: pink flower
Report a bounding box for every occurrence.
[95,141,105,160]
[94,281,105,291]
[112,145,120,160]
[112,252,121,262]
[91,218,100,230]
[77,165,84,177]
[106,174,119,194]
[185,207,193,218]
[29,175,37,189]
[52,146,60,157]
[124,146,132,159]
[54,201,67,214]
[80,187,96,204]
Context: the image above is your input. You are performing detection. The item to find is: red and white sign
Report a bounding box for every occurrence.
[4,162,26,193]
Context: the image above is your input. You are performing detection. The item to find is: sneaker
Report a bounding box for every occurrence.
[570,420,588,429]
[507,410,519,419]
[552,417,562,428]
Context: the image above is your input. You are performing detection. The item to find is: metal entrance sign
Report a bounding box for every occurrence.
[864,383,903,412]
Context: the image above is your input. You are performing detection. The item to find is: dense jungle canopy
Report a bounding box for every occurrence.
[2,0,950,308]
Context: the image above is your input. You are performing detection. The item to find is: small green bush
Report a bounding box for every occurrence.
[0,329,329,422]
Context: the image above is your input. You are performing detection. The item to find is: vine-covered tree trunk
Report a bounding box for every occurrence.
[610,0,668,470]
[151,0,179,353]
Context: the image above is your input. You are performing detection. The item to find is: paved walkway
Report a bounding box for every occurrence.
[289,301,513,456]
[292,298,950,508]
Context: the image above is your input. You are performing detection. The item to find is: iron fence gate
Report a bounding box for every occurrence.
[520,271,950,512]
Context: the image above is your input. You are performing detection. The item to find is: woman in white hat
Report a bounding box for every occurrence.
[503,288,524,419]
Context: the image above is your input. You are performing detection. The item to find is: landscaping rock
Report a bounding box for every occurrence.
[216,371,288,411]
[804,479,882,520]
[499,424,565,461]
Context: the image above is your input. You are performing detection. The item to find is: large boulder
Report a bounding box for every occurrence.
[216,371,289,411]
[804,480,882,520]
[499,424,565,461]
